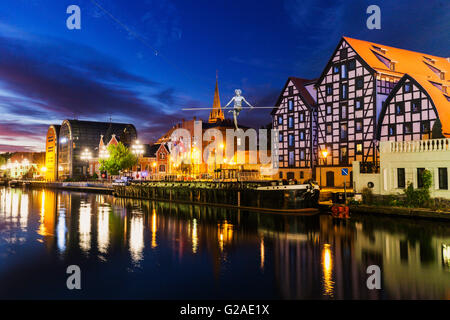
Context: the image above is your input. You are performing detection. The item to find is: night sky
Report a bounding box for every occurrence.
[0,0,448,152]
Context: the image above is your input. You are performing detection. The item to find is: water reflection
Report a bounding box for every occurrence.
[79,202,91,253]
[0,187,449,299]
[129,214,144,264]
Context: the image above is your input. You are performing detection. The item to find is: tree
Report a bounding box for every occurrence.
[99,142,138,176]
[0,152,13,166]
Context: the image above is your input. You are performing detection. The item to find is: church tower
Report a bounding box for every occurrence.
[208,73,225,123]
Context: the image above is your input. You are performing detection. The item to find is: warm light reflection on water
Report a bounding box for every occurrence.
[322,244,335,297]
[0,187,449,300]
[97,205,110,255]
[79,202,91,253]
[129,214,144,263]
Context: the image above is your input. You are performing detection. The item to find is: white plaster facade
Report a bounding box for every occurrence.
[353,138,450,198]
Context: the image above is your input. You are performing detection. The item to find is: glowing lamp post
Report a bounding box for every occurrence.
[320,149,328,187]
[132,140,144,177]
[80,148,92,177]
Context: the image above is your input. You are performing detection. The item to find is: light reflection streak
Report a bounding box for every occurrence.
[260,237,265,270]
[97,205,110,254]
[129,214,144,263]
[192,218,198,253]
[57,209,67,253]
[322,244,335,297]
[151,209,157,249]
[79,202,91,253]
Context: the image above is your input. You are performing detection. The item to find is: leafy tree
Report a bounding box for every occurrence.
[0,152,13,166]
[99,142,138,176]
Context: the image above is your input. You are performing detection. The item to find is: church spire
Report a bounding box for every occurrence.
[208,71,224,123]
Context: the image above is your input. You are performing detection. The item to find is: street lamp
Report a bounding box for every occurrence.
[80,148,92,177]
[320,149,328,187]
[132,140,144,177]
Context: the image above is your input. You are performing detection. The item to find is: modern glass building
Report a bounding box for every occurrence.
[46,120,137,180]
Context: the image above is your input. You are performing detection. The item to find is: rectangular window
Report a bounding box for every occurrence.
[326,124,332,134]
[288,116,294,129]
[389,124,396,136]
[404,123,412,134]
[326,104,332,115]
[421,121,430,134]
[341,63,347,79]
[326,84,333,96]
[340,147,348,164]
[299,111,305,122]
[355,120,363,132]
[278,116,283,125]
[279,155,283,162]
[340,124,348,139]
[417,168,425,188]
[341,104,347,119]
[288,86,294,95]
[300,150,305,160]
[355,98,363,110]
[333,65,339,74]
[300,171,304,179]
[404,82,411,93]
[348,59,356,70]
[288,151,295,166]
[356,143,363,154]
[299,130,305,140]
[412,99,421,113]
[396,102,404,115]
[340,84,348,99]
[279,132,283,142]
[340,48,347,59]
[439,168,448,190]
[397,168,405,188]
[288,134,294,147]
[288,99,294,111]
[355,77,364,90]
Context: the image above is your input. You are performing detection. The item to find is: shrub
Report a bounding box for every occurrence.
[404,169,432,208]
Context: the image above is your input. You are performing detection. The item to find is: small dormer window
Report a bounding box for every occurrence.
[389,61,396,71]
[372,50,391,69]
[372,45,387,54]
[425,62,442,78]
[440,71,445,81]
[424,56,435,64]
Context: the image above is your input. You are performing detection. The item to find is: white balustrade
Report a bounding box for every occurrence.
[387,138,450,153]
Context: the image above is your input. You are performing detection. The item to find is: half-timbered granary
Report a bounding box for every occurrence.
[377,73,450,141]
[315,36,450,187]
[272,77,316,181]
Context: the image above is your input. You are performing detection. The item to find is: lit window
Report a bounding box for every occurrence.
[341,104,347,119]
[341,64,347,79]
[299,111,305,122]
[278,116,283,125]
[356,143,363,154]
[326,84,333,96]
[300,150,305,160]
[389,124,396,136]
[326,124,332,134]
[288,151,294,166]
[355,120,363,132]
[288,134,294,147]
[340,84,348,99]
[288,116,294,129]
[299,130,305,141]
[355,98,363,110]
[326,104,332,115]
[288,99,294,111]
[404,83,411,93]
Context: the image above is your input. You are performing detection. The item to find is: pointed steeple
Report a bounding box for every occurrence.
[209,72,224,123]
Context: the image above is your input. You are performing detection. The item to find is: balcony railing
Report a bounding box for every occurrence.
[386,138,450,153]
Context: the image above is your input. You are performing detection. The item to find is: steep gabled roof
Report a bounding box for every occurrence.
[272,77,316,115]
[343,37,450,82]
[376,74,450,138]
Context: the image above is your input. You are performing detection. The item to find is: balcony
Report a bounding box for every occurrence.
[383,138,450,153]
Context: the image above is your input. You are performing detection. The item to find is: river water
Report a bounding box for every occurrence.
[0,187,449,299]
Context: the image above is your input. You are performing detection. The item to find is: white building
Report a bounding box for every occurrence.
[353,138,450,198]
